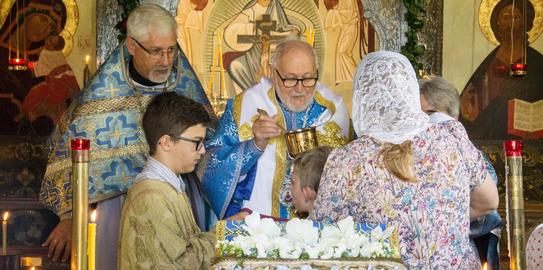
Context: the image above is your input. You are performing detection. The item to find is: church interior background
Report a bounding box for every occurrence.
[0,0,542,268]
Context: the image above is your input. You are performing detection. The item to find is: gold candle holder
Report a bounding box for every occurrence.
[70,138,90,270]
[504,140,526,270]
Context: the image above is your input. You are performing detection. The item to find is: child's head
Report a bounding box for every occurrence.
[290,146,333,214]
[44,35,65,51]
[142,92,211,174]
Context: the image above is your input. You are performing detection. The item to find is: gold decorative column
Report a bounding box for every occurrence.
[503,140,526,270]
[70,138,90,270]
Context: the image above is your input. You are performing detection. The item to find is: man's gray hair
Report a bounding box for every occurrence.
[270,37,318,70]
[127,4,177,42]
[419,75,460,118]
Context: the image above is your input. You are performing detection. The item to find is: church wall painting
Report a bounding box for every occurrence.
[176,0,378,113]
[443,0,543,135]
[0,0,92,258]
[443,0,543,249]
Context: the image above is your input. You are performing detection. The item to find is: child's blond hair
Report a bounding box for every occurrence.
[292,146,333,192]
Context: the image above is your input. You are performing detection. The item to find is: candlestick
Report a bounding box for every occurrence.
[2,211,8,256]
[87,210,96,270]
[71,138,90,270]
[504,140,526,270]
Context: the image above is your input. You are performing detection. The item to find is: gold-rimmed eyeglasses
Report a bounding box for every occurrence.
[132,37,178,61]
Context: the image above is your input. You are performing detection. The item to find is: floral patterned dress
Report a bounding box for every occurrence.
[312,121,486,269]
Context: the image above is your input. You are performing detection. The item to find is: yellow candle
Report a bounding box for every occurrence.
[85,55,90,65]
[2,211,8,256]
[88,210,96,270]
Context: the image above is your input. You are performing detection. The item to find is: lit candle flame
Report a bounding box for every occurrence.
[85,55,90,65]
[91,210,97,223]
[2,212,8,221]
[31,267,35,270]
[482,262,487,270]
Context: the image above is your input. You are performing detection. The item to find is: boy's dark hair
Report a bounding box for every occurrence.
[293,146,333,193]
[142,92,210,155]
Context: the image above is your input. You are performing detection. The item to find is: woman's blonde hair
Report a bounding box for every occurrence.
[379,141,417,183]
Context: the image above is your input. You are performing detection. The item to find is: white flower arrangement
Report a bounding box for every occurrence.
[216,212,400,262]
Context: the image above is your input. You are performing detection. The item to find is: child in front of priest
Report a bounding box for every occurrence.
[118,92,216,269]
[290,146,333,217]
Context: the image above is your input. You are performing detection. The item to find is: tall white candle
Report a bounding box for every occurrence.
[2,211,9,256]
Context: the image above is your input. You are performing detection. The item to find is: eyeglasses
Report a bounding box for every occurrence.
[171,134,204,151]
[275,69,318,88]
[132,37,178,61]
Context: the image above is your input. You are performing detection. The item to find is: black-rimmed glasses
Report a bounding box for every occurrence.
[131,37,178,61]
[171,134,204,151]
[275,69,318,88]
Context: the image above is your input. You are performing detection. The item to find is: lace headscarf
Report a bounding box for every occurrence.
[352,51,430,144]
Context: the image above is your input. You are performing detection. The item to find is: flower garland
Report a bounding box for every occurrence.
[401,0,426,75]
[217,212,399,261]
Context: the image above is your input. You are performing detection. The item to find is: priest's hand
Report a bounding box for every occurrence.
[227,211,249,221]
[42,218,72,262]
[253,113,282,150]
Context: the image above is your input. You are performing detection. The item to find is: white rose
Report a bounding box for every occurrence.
[333,244,346,258]
[285,218,319,246]
[336,216,355,237]
[259,218,281,238]
[321,225,342,244]
[305,245,321,259]
[320,246,335,260]
[368,241,384,257]
[370,225,394,242]
[244,211,261,235]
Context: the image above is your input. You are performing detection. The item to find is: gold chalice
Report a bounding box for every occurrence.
[285,126,318,158]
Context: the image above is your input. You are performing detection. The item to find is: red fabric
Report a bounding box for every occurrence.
[239,208,289,222]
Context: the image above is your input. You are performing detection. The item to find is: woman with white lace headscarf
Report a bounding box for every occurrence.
[311,51,499,269]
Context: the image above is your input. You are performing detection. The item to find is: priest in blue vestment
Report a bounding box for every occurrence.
[39,4,215,269]
[202,39,352,220]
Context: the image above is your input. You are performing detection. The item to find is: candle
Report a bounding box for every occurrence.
[504,140,526,270]
[88,210,96,270]
[83,55,91,85]
[71,138,90,270]
[482,262,487,270]
[2,211,8,255]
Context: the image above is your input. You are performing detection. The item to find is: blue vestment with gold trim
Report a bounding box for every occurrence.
[202,78,352,219]
[40,43,215,219]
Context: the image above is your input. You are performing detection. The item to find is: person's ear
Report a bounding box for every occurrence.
[157,135,173,152]
[126,37,136,56]
[301,187,317,202]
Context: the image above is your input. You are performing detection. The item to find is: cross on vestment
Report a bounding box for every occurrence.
[237,14,284,76]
